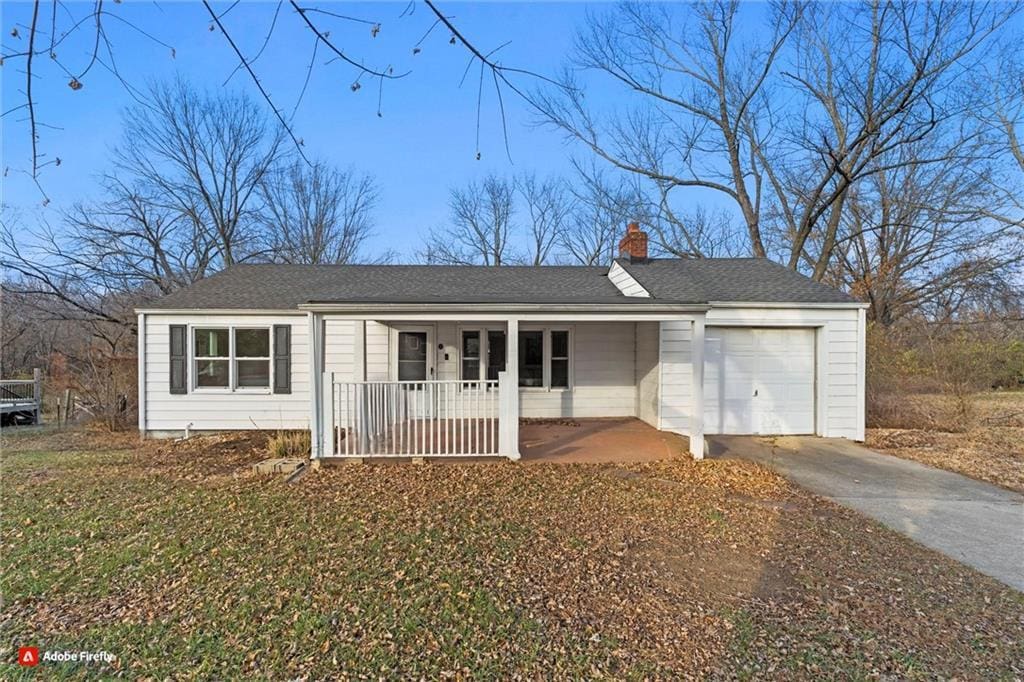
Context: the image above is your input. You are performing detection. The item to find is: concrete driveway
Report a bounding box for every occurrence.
[708,435,1024,592]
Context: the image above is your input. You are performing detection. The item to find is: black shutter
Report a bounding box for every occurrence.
[273,324,291,394]
[169,325,187,394]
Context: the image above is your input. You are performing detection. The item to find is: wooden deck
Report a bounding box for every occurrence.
[0,370,41,426]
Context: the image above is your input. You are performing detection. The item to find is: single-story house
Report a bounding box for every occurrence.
[135,224,867,461]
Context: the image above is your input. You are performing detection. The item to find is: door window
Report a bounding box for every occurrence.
[397,331,428,381]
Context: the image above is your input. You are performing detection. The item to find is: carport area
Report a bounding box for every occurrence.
[521,417,688,464]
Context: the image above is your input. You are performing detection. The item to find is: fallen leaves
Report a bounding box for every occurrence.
[1,428,1022,679]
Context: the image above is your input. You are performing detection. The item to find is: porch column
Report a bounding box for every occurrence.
[354,320,369,453]
[309,312,325,460]
[500,318,520,460]
[689,314,706,460]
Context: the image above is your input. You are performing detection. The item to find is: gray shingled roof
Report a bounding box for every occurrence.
[144,264,643,309]
[142,259,855,310]
[616,258,855,304]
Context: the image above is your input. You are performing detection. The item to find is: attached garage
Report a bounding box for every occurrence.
[703,327,815,435]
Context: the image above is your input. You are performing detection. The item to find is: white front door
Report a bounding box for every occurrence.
[703,327,815,435]
[394,327,436,419]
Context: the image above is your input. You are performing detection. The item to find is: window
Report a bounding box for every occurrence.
[235,329,270,388]
[487,330,506,380]
[462,331,480,381]
[194,328,229,388]
[518,330,544,387]
[550,330,570,388]
[193,327,270,390]
[460,327,570,389]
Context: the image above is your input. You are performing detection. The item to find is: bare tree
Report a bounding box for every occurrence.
[1,80,285,329]
[539,1,1015,281]
[260,161,380,264]
[423,175,517,265]
[0,1,556,196]
[763,1,1016,279]
[831,136,1024,325]
[516,174,574,265]
[114,79,285,267]
[971,45,1024,235]
[561,166,648,265]
[537,1,800,259]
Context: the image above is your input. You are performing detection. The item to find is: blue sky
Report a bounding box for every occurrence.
[1,1,609,260]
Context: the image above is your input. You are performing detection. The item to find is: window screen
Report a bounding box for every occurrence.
[398,331,428,381]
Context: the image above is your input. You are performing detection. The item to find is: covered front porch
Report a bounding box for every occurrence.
[303,305,709,462]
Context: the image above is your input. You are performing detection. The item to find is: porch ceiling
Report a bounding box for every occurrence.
[299,302,707,321]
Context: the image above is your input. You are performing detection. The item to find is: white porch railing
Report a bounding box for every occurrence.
[325,373,517,458]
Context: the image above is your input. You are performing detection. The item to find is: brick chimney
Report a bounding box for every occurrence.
[618,222,648,263]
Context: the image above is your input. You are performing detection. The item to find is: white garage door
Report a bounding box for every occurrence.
[703,327,815,435]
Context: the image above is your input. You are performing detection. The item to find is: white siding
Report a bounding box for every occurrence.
[323,319,357,381]
[659,320,695,433]
[635,321,660,427]
[607,261,651,297]
[520,322,637,418]
[366,321,390,380]
[143,313,309,432]
[325,320,640,419]
[658,307,865,441]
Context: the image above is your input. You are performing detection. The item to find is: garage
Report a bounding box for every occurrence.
[703,327,816,435]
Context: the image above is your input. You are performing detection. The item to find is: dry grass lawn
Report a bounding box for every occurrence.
[2,427,1022,679]
[867,392,1024,493]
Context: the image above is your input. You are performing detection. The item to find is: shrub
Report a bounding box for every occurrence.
[268,430,311,459]
[867,320,1024,432]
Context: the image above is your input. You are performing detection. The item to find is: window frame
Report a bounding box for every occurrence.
[549,329,571,389]
[189,325,274,394]
[457,325,506,386]
[520,326,572,392]
[458,325,572,391]
[517,329,546,389]
[460,329,482,382]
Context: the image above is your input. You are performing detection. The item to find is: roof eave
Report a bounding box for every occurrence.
[298,301,709,313]
[706,300,868,309]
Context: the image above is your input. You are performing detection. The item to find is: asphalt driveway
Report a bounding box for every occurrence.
[708,435,1024,592]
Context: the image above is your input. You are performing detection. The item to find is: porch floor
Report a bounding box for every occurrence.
[520,417,688,464]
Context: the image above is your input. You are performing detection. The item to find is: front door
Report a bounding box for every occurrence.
[396,327,436,418]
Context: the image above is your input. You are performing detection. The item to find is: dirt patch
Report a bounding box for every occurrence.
[866,392,1024,493]
[867,426,1024,493]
